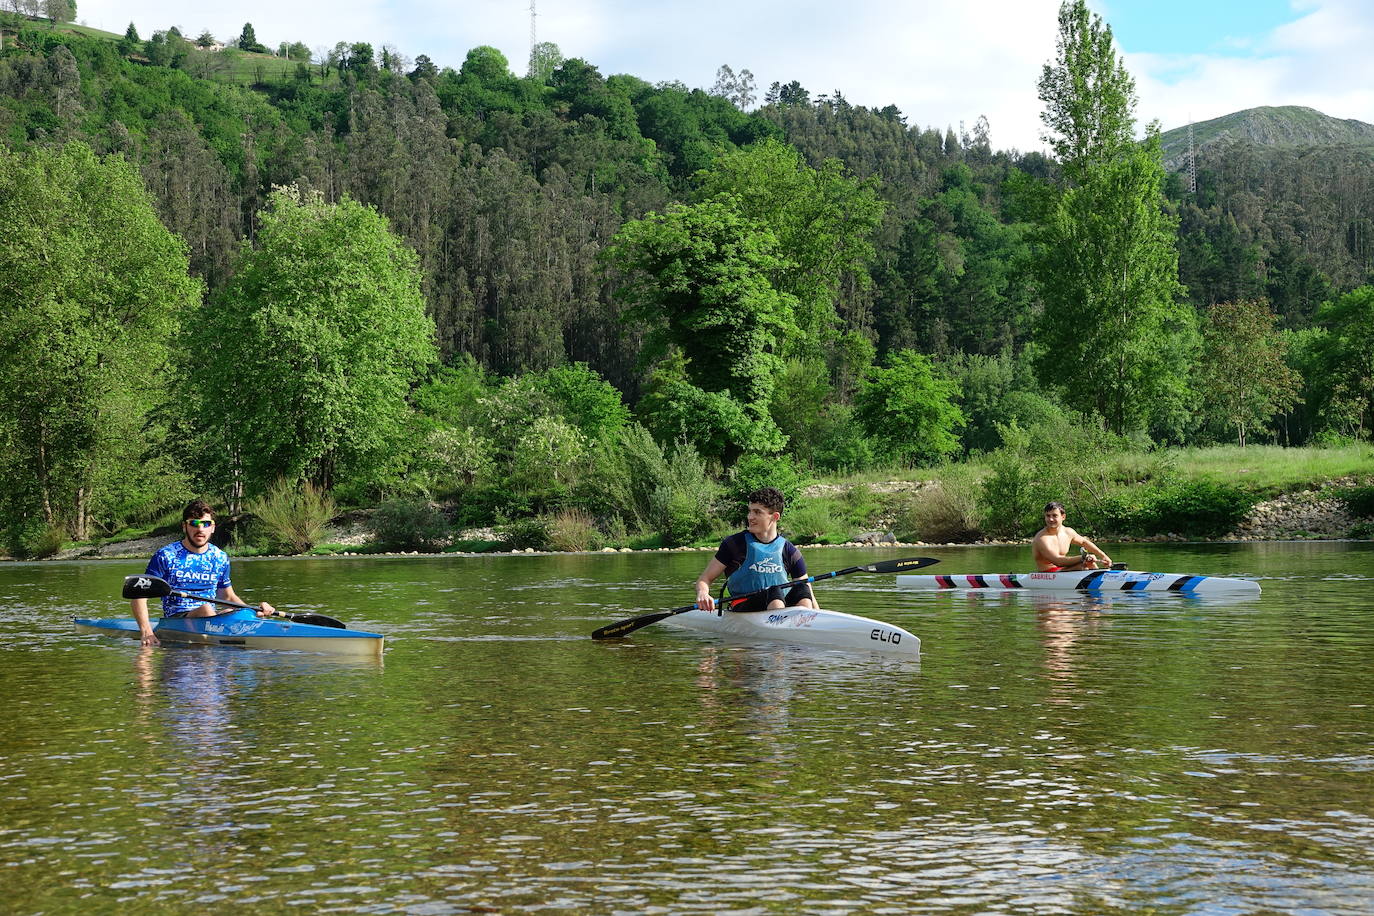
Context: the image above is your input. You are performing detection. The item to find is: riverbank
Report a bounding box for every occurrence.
[41,482,1370,562]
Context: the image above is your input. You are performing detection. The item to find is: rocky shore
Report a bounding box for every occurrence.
[45,485,1368,562]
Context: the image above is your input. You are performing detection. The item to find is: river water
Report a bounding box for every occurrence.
[2,541,1371,914]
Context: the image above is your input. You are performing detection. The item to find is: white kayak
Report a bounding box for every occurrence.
[896,569,1260,595]
[667,605,920,657]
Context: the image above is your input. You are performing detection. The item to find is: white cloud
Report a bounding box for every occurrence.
[1128,1,1374,133]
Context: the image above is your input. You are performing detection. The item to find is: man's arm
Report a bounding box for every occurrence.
[1033,531,1090,570]
[1071,533,1112,567]
[131,597,159,646]
[695,558,726,612]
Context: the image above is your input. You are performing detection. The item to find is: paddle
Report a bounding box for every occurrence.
[121,574,347,629]
[590,555,941,640]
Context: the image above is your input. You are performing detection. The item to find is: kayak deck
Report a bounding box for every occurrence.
[667,605,919,657]
[73,609,385,657]
[896,569,1260,595]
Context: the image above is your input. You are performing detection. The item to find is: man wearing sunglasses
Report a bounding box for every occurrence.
[130,498,274,647]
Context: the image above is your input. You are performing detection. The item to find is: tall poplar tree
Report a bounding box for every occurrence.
[1032,0,1193,436]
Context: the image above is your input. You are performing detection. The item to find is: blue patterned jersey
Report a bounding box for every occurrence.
[145,541,232,616]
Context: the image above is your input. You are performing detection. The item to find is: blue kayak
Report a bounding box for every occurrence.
[73,608,385,656]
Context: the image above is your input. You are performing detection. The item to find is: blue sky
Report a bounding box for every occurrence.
[75,1,1374,151]
[1102,0,1298,55]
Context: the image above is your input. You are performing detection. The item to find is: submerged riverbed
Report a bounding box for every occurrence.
[2,541,1372,913]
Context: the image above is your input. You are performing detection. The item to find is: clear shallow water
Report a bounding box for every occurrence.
[2,541,1371,913]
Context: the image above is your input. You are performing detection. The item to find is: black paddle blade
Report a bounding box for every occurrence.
[285,612,347,629]
[861,556,940,574]
[122,574,171,600]
[591,605,695,640]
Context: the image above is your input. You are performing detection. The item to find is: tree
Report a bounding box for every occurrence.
[606,200,798,460]
[194,30,215,48]
[694,139,885,350]
[237,22,266,54]
[710,64,756,110]
[1197,300,1301,446]
[1310,286,1374,439]
[854,350,964,466]
[1030,0,1193,435]
[191,186,437,499]
[526,41,562,83]
[0,143,202,545]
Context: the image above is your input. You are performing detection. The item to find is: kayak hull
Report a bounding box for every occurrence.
[73,609,385,657]
[667,605,919,657]
[896,569,1260,595]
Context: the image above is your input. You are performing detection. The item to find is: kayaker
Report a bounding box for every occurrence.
[1032,501,1112,571]
[694,487,816,612]
[130,499,275,647]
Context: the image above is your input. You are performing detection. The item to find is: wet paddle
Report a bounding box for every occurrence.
[121,574,347,629]
[590,555,941,640]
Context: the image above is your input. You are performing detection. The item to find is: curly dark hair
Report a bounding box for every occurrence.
[748,487,786,514]
[182,498,216,522]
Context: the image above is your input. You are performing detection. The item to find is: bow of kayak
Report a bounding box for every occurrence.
[667,605,919,657]
[73,609,385,657]
[896,569,1260,595]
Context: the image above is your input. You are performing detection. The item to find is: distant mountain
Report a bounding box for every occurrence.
[1159,105,1374,171]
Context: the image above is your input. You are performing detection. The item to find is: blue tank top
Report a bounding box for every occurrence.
[726,533,790,596]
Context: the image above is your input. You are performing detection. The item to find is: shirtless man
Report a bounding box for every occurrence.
[1031,502,1112,572]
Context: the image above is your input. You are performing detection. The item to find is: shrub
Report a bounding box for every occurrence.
[724,453,806,512]
[1339,486,1374,518]
[651,442,722,546]
[893,482,982,543]
[497,516,550,550]
[371,497,449,551]
[548,509,600,552]
[783,500,843,544]
[249,480,335,554]
[1148,480,1256,538]
[9,521,67,559]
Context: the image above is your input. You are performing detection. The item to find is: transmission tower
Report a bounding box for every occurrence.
[1187,120,1197,195]
[529,0,537,62]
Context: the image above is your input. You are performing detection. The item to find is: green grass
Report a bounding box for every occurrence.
[1167,444,1374,492]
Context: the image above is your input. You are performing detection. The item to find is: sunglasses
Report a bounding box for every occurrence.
[186,519,215,529]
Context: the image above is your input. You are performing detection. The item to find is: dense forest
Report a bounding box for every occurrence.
[2,3,1372,556]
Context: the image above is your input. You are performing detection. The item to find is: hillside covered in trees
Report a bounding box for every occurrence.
[2,4,1372,556]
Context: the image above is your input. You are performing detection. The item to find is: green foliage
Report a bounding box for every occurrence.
[607,199,797,460]
[781,501,843,545]
[891,479,983,544]
[6,520,68,560]
[639,367,784,460]
[547,509,600,552]
[1338,486,1374,518]
[854,350,965,466]
[649,442,722,546]
[694,139,886,346]
[529,363,629,438]
[371,497,449,551]
[497,516,551,550]
[724,453,807,512]
[1310,286,1374,439]
[189,185,437,499]
[980,415,1131,537]
[1032,0,1193,436]
[1198,300,1301,446]
[0,142,201,542]
[1146,480,1255,538]
[248,479,336,554]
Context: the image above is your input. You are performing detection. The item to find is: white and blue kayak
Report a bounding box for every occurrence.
[896,569,1260,595]
[74,608,385,656]
[667,605,920,657]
